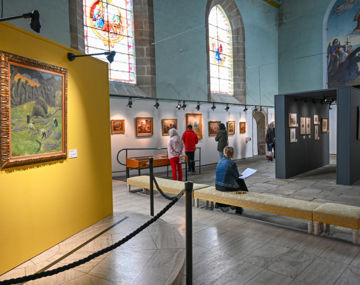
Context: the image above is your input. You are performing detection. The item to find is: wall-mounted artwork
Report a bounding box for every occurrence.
[0,51,67,169]
[290,128,297,143]
[161,119,177,136]
[239,122,246,134]
[208,121,220,136]
[327,0,360,88]
[314,114,319,125]
[306,117,311,135]
[111,120,125,134]
[136,117,153,137]
[289,113,298,127]
[186,113,203,139]
[315,125,320,141]
[227,121,235,135]
[321,118,329,133]
[300,117,306,135]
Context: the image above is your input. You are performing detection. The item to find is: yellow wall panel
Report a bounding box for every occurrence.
[0,23,113,275]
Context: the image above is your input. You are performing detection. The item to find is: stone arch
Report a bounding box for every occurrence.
[253,110,267,155]
[205,0,246,103]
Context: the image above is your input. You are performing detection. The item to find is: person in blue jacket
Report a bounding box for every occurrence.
[215,146,248,214]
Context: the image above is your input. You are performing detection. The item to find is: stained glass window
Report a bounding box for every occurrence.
[208,5,233,95]
[83,0,136,83]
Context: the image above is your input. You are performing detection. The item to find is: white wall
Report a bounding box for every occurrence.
[110,97,271,172]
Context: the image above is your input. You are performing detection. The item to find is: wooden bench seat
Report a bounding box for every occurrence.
[194,186,321,233]
[126,175,208,195]
[313,203,360,244]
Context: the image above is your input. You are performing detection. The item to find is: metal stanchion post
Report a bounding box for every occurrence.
[185,181,193,285]
[149,158,154,216]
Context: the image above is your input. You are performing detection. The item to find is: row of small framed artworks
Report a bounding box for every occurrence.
[288,113,328,143]
[111,114,247,138]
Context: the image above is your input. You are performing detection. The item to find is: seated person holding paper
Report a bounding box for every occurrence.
[215,146,248,214]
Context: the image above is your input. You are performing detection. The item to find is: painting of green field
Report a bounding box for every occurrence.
[10,64,64,157]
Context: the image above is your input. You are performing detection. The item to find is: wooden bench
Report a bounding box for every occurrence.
[194,186,321,233]
[313,203,360,244]
[126,175,208,195]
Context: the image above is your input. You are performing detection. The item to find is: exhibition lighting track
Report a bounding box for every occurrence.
[109,94,274,109]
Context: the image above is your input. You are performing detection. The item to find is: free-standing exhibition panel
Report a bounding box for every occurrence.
[0,23,113,274]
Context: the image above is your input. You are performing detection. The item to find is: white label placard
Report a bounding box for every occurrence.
[69,149,78,159]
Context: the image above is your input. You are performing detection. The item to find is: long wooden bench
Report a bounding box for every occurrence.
[126,175,208,195]
[313,203,360,244]
[194,186,321,233]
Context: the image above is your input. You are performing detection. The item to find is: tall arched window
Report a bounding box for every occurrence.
[83,0,136,83]
[208,5,234,95]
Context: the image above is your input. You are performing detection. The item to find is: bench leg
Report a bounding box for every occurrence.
[127,184,131,192]
[325,224,331,235]
[353,230,359,244]
[196,199,199,208]
[314,222,320,235]
[210,202,214,210]
[206,201,209,208]
[319,222,324,233]
[307,221,313,234]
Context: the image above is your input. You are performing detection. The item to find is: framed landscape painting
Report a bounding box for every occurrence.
[186,113,202,139]
[227,121,235,135]
[161,119,177,136]
[321,118,329,133]
[239,122,246,134]
[208,121,220,136]
[289,113,298,127]
[136,117,153,137]
[111,120,125,134]
[0,51,67,169]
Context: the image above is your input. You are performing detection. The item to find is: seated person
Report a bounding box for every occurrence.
[215,146,248,214]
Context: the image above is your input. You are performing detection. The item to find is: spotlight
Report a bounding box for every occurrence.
[211,102,216,111]
[176,101,182,110]
[253,106,258,112]
[153,100,160,109]
[260,106,263,111]
[182,101,187,110]
[127,97,133,108]
[196,102,200,111]
[225,104,230,112]
[0,10,41,33]
[67,51,116,63]
[243,105,248,112]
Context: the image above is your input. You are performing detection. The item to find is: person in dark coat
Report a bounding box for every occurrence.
[265,122,275,161]
[215,123,228,159]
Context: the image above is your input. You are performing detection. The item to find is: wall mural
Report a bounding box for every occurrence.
[327,0,360,87]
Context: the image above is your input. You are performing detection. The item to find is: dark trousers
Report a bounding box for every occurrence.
[215,179,248,210]
[186,151,195,172]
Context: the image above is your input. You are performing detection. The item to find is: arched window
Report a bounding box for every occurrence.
[208,5,233,95]
[83,0,136,83]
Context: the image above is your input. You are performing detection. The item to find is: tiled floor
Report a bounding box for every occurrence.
[2,156,360,284]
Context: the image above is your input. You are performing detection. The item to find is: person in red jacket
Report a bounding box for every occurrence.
[182,125,199,173]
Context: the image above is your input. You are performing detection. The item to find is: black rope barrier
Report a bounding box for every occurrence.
[153,176,177,201]
[0,190,185,285]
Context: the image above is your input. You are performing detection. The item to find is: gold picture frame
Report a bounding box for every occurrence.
[289,113,298,127]
[239,122,246,134]
[208,121,221,136]
[185,113,202,139]
[111,120,125,134]
[0,51,67,169]
[227,121,235,135]
[135,117,153,137]
[321,118,329,133]
[161,119,177,136]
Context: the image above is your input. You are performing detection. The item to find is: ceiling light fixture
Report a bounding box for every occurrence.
[225,104,230,112]
[243,105,248,112]
[127,97,133,108]
[196,102,200,111]
[176,101,182,110]
[153,99,160,109]
[253,106,258,112]
[67,51,116,63]
[182,100,187,110]
[211,102,216,111]
[0,10,41,33]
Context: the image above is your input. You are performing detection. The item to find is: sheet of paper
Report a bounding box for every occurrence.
[239,168,257,179]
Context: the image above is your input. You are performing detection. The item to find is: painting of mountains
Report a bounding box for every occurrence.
[0,52,67,168]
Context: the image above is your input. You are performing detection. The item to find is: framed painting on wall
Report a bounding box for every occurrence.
[186,113,203,139]
[208,121,220,136]
[315,125,320,140]
[227,121,235,135]
[0,51,67,169]
[300,117,306,135]
[239,122,246,134]
[305,117,311,135]
[314,114,319,125]
[321,118,329,133]
[135,117,153,137]
[111,120,125,134]
[290,128,297,143]
[289,113,298,127]
[161,119,177,136]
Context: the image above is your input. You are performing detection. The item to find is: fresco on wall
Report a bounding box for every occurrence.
[327,0,360,87]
